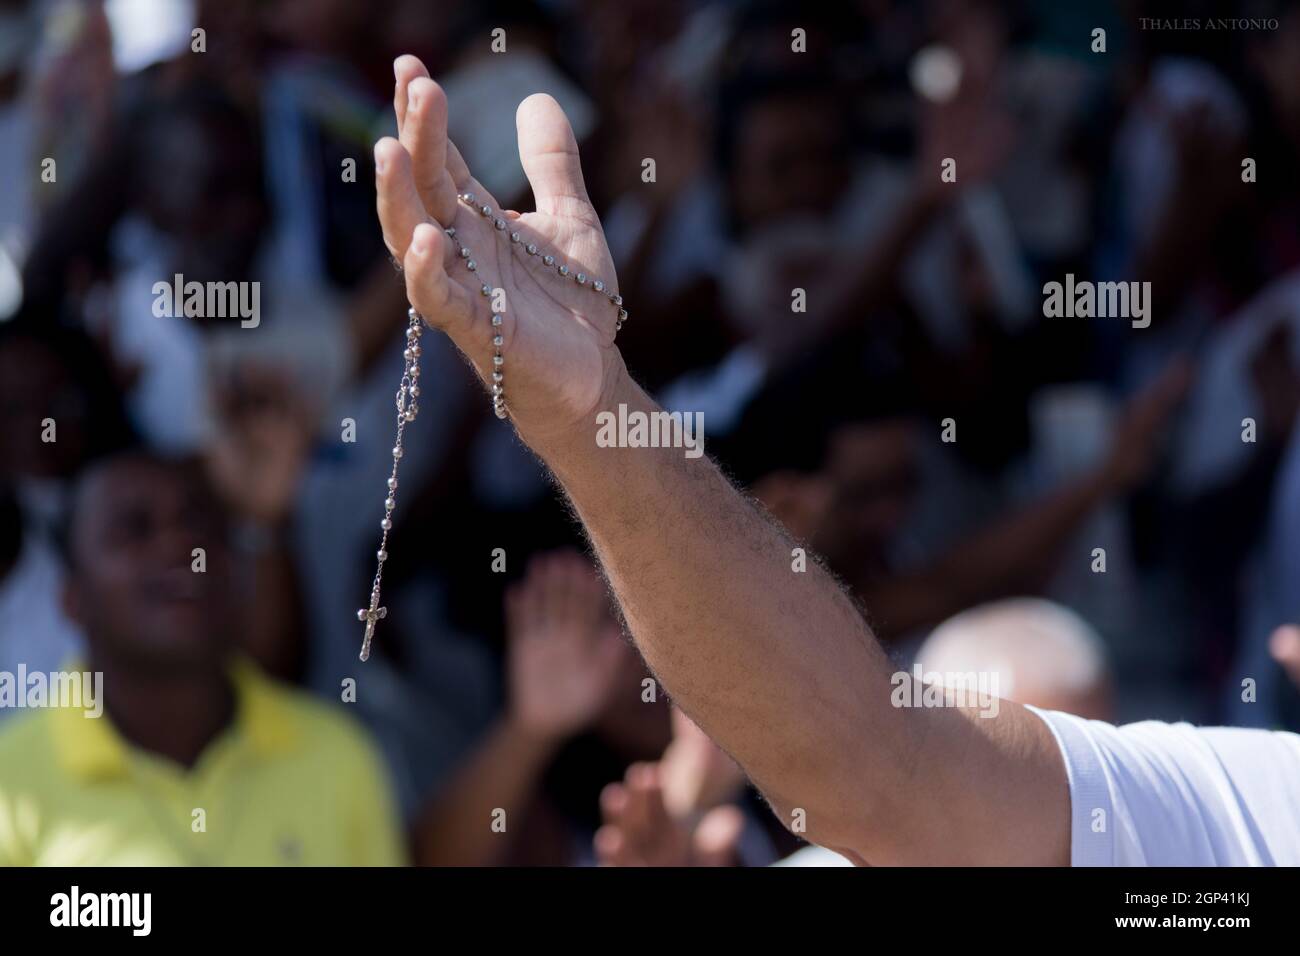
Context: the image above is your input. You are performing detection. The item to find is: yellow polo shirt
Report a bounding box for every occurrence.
[0,660,406,866]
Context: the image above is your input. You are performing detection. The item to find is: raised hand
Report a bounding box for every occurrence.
[595,762,745,867]
[505,551,628,743]
[375,56,627,444]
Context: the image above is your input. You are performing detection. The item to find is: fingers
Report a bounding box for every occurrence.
[393,54,429,133]
[402,76,459,223]
[403,222,475,339]
[445,139,472,189]
[375,137,429,260]
[516,93,594,218]
[692,806,745,867]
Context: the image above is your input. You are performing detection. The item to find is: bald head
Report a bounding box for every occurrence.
[916,598,1112,720]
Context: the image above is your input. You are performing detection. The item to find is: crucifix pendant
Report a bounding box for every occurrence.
[357,306,423,662]
[357,593,387,662]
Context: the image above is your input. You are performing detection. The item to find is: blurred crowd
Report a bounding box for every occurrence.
[2,0,1300,866]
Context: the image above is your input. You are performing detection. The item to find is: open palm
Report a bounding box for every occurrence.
[375,56,625,440]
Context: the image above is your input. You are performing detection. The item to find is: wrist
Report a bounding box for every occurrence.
[516,351,640,465]
[500,710,567,756]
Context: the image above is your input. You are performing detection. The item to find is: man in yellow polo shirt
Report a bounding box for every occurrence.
[0,451,406,865]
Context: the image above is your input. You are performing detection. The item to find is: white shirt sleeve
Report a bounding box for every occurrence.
[1027,706,1300,866]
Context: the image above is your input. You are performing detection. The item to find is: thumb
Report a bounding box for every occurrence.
[516,93,593,217]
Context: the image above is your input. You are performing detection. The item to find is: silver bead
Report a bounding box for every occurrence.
[558,265,569,277]
[408,306,420,321]
[385,497,396,511]
[411,345,421,357]
[618,308,628,321]
[466,260,476,271]
[543,255,554,267]
[526,243,538,255]
[357,608,368,621]
[492,371,503,383]
[393,446,403,459]
[377,549,388,562]
[404,408,416,422]
[480,204,492,217]
[576,273,587,285]
[481,283,491,296]
[494,404,507,419]
[612,295,623,306]
[462,191,476,204]
[493,334,503,347]
[403,348,414,361]
[410,365,420,377]
[494,218,506,230]
[493,354,503,367]
[410,384,420,397]
[593,280,604,292]
[459,247,470,259]
[387,477,398,490]
[492,384,502,396]
[445,227,456,237]
[381,517,392,531]
[510,231,521,243]
[491,314,503,327]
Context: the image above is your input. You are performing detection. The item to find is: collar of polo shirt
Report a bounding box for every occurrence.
[50,657,300,780]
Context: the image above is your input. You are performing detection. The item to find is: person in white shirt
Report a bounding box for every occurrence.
[373,55,1300,866]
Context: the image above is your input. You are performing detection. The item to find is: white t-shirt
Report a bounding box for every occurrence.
[1030,707,1300,865]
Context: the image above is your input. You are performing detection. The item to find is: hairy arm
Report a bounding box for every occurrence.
[529,376,1070,864]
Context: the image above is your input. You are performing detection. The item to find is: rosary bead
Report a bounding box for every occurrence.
[495,218,507,230]
[593,280,604,292]
[492,371,503,383]
[388,477,398,490]
[461,192,476,205]
[481,283,491,296]
[558,264,569,277]
[381,518,392,531]
[543,255,554,267]
[510,231,521,243]
[385,497,396,511]
[357,608,368,621]
[466,260,477,271]
[491,314,503,326]
[576,273,587,285]
[480,204,493,217]
[377,549,387,562]
[392,446,403,459]
[493,354,503,367]
[526,243,538,255]
[459,247,470,258]
[493,334,503,347]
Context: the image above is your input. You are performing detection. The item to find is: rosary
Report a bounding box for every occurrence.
[358,190,628,661]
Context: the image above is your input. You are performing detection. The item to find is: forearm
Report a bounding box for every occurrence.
[521,367,1069,862]
[411,716,557,866]
[526,371,918,843]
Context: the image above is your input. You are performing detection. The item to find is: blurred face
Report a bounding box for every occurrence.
[64,457,233,672]
[815,420,918,563]
[0,338,89,480]
[730,94,848,233]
